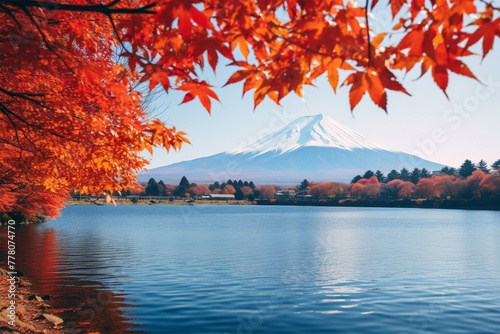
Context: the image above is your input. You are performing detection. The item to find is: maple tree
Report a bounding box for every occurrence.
[414,177,437,198]
[2,0,500,218]
[347,182,367,198]
[223,184,236,194]
[383,179,413,197]
[480,171,500,194]
[359,176,382,197]
[240,186,254,197]
[187,184,211,196]
[257,185,276,199]
[309,182,343,198]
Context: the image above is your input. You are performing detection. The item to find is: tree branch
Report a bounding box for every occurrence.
[365,0,371,67]
[2,0,157,15]
[0,87,47,107]
[20,6,75,73]
[0,3,22,28]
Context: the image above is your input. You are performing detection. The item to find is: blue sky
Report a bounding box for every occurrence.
[144,31,500,171]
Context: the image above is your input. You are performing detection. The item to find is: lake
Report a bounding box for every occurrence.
[2,205,500,333]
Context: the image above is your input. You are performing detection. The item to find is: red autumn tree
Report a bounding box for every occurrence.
[397,181,416,198]
[258,186,276,199]
[385,179,414,198]
[414,178,437,199]
[309,182,342,198]
[359,176,381,198]
[163,184,176,196]
[385,180,404,198]
[348,183,367,199]
[240,186,254,197]
[223,184,236,195]
[2,0,499,218]
[456,170,486,198]
[187,184,211,197]
[434,175,458,198]
[479,173,500,196]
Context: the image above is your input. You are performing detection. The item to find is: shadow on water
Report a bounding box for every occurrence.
[1,225,144,334]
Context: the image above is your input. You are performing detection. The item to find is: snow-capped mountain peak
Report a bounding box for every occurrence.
[142,113,446,184]
[227,114,391,156]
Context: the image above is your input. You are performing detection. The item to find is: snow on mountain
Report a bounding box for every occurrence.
[227,114,391,156]
[141,114,446,184]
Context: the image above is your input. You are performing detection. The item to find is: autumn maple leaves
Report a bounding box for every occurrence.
[152,0,498,112]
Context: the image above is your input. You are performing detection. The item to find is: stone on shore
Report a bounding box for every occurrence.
[39,313,64,325]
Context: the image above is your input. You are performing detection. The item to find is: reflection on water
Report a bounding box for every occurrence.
[2,205,500,334]
[1,225,141,333]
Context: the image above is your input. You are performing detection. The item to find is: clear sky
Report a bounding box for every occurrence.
[144,26,500,171]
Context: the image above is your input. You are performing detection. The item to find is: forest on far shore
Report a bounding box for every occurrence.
[92,158,500,203]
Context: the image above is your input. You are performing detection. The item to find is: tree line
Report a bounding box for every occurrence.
[141,177,275,201]
[345,159,500,200]
[351,159,500,184]
[280,159,500,201]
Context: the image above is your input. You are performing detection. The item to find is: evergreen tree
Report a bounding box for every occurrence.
[235,187,244,200]
[213,181,221,189]
[173,185,187,197]
[227,179,233,185]
[351,175,362,184]
[248,194,255,201]
[440,166,456,175]
[179,176,190,188]
[477,159,490,173]
[458,159,477,178]
[237,180,244,187]
[492,159,500,170]
[243,181,249,187]
[400,168,410,181]
[298,179,309,190]
[146,178,160,196]
[375,170,385,183]
[410,168,421,184]
[253,190,260,198]
[249,181,256,189]
[158,180,167,196]
[421,168,431,178]
[386,170,400,182]
[209,184,215,191]
[363,170,375,179]
[220,182,226,190]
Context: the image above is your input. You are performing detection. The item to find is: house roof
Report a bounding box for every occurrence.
[209,194,235,198]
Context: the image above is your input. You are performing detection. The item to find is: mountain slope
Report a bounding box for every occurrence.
[141,114,446,184]
[228,114,390,156]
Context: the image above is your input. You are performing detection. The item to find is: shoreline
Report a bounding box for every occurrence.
[257,198,500,211]
[65,198,500,211]
[0,269,64,333]
[66,199,254,205]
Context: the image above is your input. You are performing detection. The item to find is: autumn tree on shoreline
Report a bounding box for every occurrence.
[2,0,500,219]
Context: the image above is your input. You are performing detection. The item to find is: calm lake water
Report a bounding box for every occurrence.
[2,205,500,333]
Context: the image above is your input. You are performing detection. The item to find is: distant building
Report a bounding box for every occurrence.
[208,194,235,200]
[274,190,296,199]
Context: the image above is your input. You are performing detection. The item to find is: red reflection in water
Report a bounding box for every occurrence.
[1,225,142,334]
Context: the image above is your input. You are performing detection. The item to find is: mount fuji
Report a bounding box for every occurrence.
[141,114,446,184]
